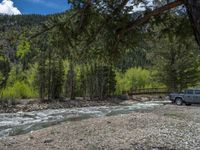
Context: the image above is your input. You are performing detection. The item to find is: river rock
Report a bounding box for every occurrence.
[44,138,54,143]
[120,93,129,100]
[141,97,149,101]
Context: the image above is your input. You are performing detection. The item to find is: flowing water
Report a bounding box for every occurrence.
[0,101,169,138]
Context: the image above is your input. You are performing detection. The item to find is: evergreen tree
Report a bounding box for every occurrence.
[85,64,116,100]
[154,36,200,91]
[50,59,65,99]
[38,50,46,100]
[0,54,10,91]
[65,63,76,100]
[149,14,200,91]
[16,34,31,71]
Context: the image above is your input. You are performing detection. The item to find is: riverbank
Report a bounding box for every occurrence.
[0,98,121,113]
[1,104,200,150]
[0,95,166,113]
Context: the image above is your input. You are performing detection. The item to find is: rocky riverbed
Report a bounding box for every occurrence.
[1,104,200,150]
[0,95,166,113]
[0,98,121,113]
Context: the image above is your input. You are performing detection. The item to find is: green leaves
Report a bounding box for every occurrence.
[115,67,163,94]
[0,55,10,90]
[149,14,200,92]
[16,38,30,59]
[1,81,38,99]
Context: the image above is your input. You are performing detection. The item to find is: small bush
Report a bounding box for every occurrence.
[115,67,164,95]
[1,81,38,99]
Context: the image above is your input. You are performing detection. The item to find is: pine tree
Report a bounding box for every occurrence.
[50,59,65,99]
[38,50,46,100]
[65,63,76,100]
[0,54,10,91]
[151,29,200,91]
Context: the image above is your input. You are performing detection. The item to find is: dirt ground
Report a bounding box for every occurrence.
[0,104,200,150]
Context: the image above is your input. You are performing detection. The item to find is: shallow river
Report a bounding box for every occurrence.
[0,101,169,138]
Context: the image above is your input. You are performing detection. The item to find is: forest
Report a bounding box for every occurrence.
[2,1,200,149]
[0,0,200,101]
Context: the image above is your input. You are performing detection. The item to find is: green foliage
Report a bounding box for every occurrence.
[51,59,65,99]
[16,34,31,71]
[0,55,10,90]
[153,37,200,91]
[72,64,116,100]
[36,45,65,100]
[115,67,163,94]
[116,47,150,72]
[1,10,200,101]
[1,81,38,99]
[149,14,200,92]
[65,63,76,99]
[125,67,150,89]
[16,39,30,59]
[94,65,116,98]
[88,65,116,99]
[26,64,38,88]
[0,64,38,99]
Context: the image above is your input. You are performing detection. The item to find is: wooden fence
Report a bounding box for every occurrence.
[129,88,171,95]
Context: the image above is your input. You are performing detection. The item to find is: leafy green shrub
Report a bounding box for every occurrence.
[125,67,150,89]
[1,81,38,99]
[0,63,39,99]
[115,67,164,94]
[115,72,129,94]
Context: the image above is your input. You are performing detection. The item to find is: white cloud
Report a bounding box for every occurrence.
[0,0,21,15]
[127,0,157,13]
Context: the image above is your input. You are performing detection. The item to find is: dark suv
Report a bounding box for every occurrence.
[169,89,200,105]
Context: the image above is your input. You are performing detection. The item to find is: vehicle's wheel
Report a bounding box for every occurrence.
[175,98,183,106]
[185,103,191,106]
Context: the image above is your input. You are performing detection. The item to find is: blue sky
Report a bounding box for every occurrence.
[0,0,70,15]
[13,0,70,14]
[0,0,154,15]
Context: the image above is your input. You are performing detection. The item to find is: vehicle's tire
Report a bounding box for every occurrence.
[185,103,191,106]
[175,98,183,106]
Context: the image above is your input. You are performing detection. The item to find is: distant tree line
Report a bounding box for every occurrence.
[0,6,200,101]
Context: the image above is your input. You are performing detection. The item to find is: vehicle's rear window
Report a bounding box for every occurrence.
[186,90,193,94]
[195,90,200,94]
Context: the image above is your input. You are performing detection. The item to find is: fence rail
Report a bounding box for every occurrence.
[129,88,171,95]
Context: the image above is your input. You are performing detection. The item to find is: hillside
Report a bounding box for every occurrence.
[0,14,48,62]
[0,10,199,102]
[0,14,48,29]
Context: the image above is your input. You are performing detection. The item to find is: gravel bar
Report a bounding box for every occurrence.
[0,104,200,150]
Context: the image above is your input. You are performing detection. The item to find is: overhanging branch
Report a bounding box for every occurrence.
[117,0,184,34]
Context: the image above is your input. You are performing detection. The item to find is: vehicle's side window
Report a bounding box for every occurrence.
[186,90,193,94]
[195,90,200,94]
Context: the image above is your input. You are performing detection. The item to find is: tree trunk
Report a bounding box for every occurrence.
[47,49,52,100]
[186,0,200,46]
[66,63,76,100]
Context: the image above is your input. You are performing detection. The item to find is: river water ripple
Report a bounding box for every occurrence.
[0,101,170,138]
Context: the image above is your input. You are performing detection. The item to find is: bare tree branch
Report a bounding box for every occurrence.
[117,0,184,34]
